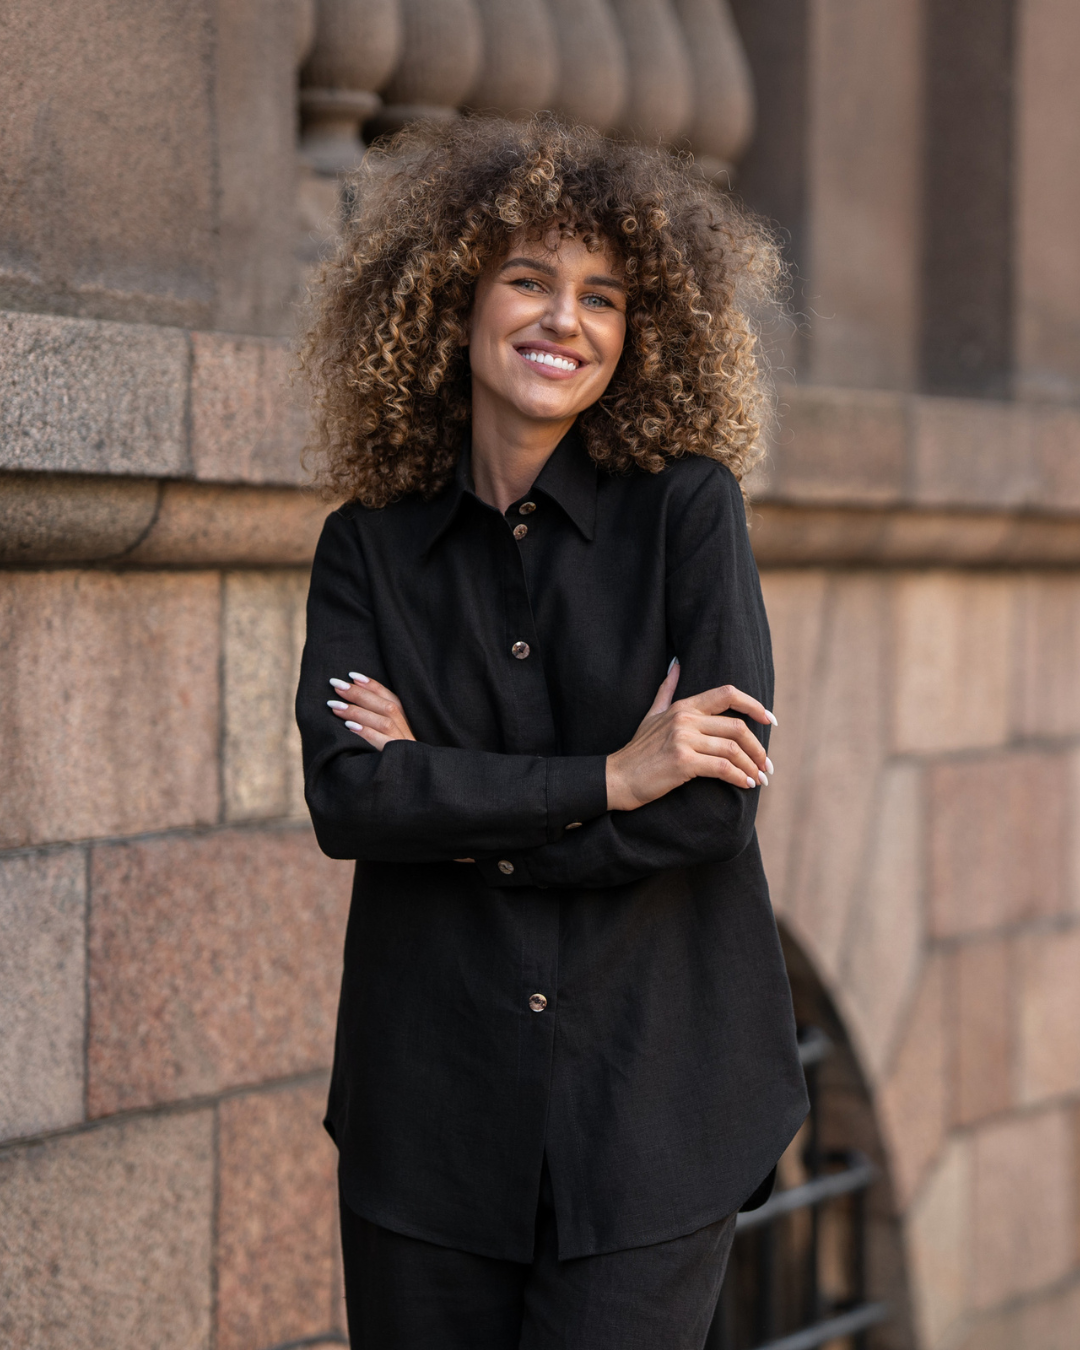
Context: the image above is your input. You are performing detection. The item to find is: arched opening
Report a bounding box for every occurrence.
[708,927,917,1350]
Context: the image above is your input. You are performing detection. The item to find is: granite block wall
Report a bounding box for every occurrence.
[0,554,353,1349]
[758,568,1080,1349]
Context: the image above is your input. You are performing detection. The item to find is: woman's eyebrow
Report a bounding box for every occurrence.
[499,255,558,276]
[499,257,626,292]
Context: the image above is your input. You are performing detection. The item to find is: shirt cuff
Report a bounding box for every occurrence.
[474,755,609,889]
[544,755,609,842]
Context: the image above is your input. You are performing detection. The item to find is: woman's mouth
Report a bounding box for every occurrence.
[516,347,583,377]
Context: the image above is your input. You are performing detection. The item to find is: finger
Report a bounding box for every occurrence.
[689,732,767,786]
[347,672,404,711]
[686,684,776,726]
[344,720,391,750]
[687,750,760,789]
[329,701,397,734]
[331,680,402,719]
[646,658,681,717]
[697,716,768,769]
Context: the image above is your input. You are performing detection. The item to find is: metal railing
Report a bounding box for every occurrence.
[706,1028,889,1350]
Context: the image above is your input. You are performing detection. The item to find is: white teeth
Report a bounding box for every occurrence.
[522,350,578,372]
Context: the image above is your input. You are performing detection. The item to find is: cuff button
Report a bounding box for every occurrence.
[497,859,515,875]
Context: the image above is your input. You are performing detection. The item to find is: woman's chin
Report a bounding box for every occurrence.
[504,387,591,426]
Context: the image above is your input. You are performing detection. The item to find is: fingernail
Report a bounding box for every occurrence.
[327,700,349,710]
[766,711,778,726]
[758,771,769,786]
[329,678,351,690]
[345,720,363,732]
[348,672,371,683]
[746,776,757,789]
[765,757,774,774]
[667,656,679,673]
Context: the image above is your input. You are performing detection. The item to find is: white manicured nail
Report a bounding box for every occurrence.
[667,656,679,673]
[765,757,774,774]
[327,700,348,710]
[348,672,371,683]
[746,776,757,788]
[329,678,351,690]
[766,711,778,726]
[758,771,769,786]
[345,720,363,732]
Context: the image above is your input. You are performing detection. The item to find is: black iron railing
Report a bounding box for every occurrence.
[706,1028,889,1350]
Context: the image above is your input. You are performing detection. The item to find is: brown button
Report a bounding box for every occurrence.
[529,993,548,1012]
[513,523,528,540]
[497,859,515,875]
[511,641,530,660]
[519,501,536,515]
[565,821,582,831]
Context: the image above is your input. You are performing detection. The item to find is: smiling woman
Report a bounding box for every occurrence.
[300,114,782,510]
[295,114,806,1350]
[465,235,628,511]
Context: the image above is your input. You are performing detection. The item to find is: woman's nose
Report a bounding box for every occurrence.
[542,289,580,335]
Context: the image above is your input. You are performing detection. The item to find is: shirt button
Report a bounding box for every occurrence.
[498,859,515,875]
[511,641,530,660]
[519,501,536,515]
[529,993,548,1012]
[513,523,528,540]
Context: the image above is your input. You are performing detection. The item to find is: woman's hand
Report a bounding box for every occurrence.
[327,673,416,750]
[605,661,776,812]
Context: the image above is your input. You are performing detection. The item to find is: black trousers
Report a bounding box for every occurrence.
[339,1169,737,1350]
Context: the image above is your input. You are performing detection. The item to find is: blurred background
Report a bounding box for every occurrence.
[2,2,1079,1347]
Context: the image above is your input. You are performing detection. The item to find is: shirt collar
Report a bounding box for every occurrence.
[532,427,598,541]
[421,426,598,555]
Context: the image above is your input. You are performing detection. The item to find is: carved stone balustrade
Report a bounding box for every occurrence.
[369,0,483,138]
[300,0,403,173]
[465,0,559,118]
[608,0,694,145]
[296,0,758,197]
[673,0,754,179]
[547,0,629,132]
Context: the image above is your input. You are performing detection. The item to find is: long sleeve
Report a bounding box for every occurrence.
[296,509,609,862]
[474,465,773,889]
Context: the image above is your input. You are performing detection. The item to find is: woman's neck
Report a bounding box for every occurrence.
[470,403,577,514]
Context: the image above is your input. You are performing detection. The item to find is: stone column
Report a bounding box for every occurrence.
[300,0,403,174]
[608,0,694,144]
[547,0,629,132]
[672,0,754,180]
[465,0,559,117]
[370,0,483,138]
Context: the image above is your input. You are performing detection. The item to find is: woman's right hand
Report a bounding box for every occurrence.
[605,662,776,812]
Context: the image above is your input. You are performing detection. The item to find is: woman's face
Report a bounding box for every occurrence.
[466,231,627,430]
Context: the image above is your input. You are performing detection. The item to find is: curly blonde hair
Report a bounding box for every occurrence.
[301,115,782,508]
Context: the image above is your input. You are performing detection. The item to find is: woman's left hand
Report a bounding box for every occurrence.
[327,673,416,750]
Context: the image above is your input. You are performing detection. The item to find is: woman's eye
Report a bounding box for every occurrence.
[583,293,614,308]
[512,277,543,292]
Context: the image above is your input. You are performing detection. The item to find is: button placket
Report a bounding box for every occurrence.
[497,514,556,757]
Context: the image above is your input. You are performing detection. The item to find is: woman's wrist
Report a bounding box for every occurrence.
[605,752,635,813]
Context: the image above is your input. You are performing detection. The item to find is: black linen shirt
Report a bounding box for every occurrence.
[297,430,808,1262]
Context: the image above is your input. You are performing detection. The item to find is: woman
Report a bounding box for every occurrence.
[297,116,807,1349]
